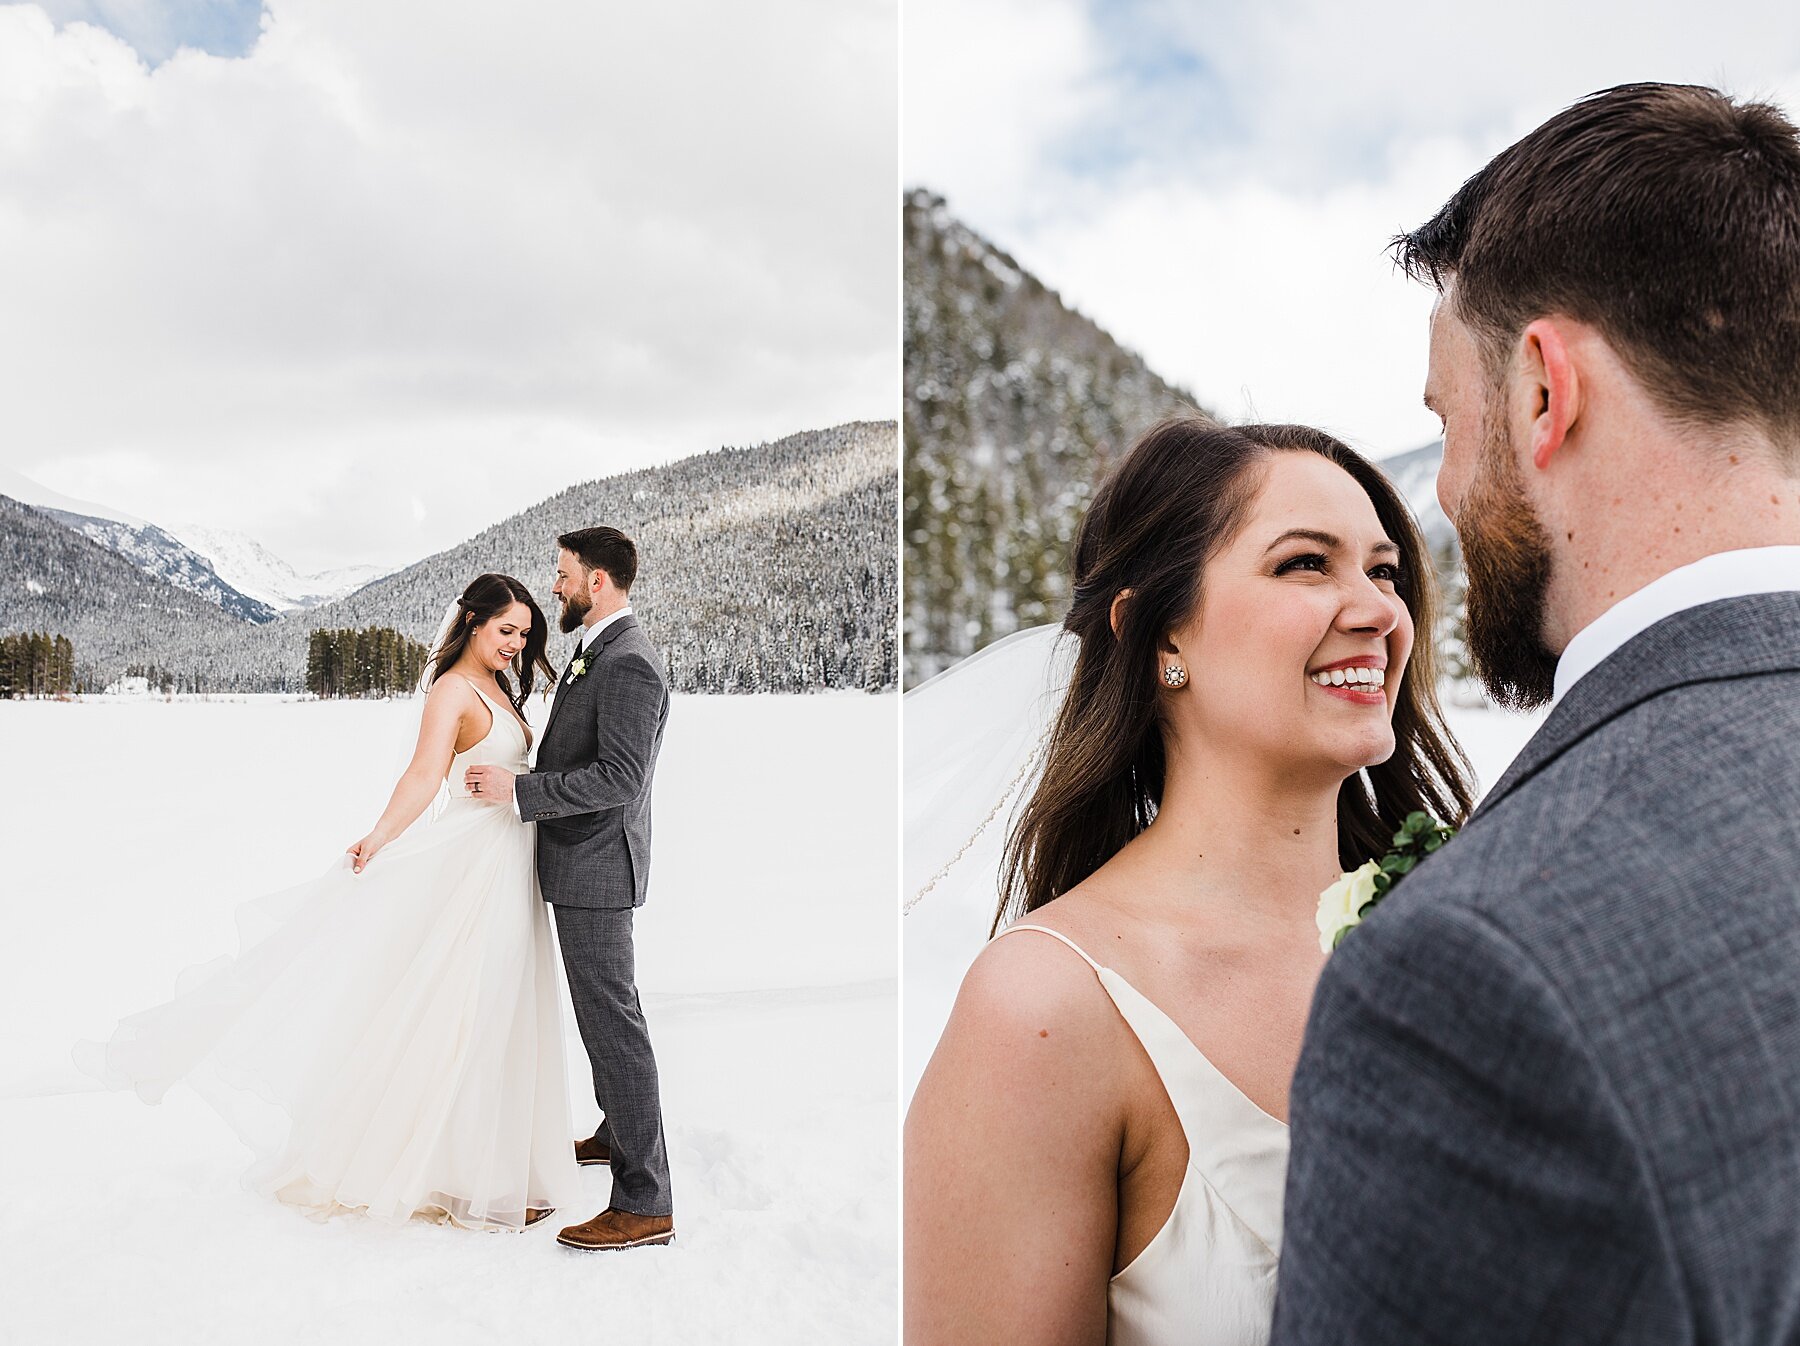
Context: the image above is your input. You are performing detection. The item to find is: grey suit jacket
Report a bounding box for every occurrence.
[516,614,668,909]
[1271,592,1800,1345]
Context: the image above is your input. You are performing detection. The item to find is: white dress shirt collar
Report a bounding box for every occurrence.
[574,603,633,656]
[1553,546,1800,701]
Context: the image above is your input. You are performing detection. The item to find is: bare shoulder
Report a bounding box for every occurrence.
[908,910,1130,1344]
[419,672,488,730]
[424,672,480,709]
[932,915,1133,1097]
[962,923,1097,1014]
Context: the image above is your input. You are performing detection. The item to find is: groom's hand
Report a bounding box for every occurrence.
[464,765,515,804]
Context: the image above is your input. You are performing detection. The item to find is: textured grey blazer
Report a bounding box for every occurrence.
[1271,592,1800,1345]
[515,614,668,909]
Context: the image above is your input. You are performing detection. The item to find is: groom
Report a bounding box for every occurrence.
[465,525,674,1251]
[1272,85,1800,1342]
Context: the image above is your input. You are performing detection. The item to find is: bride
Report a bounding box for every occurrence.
[905,419,1474,1343]
[77,572,583,1232]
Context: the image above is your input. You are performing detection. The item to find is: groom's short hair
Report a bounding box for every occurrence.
[559,526,638,592]
[1395,82,1800,452]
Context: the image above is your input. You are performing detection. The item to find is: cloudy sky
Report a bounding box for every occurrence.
[0,0,897,572]
[905,0,1800,462]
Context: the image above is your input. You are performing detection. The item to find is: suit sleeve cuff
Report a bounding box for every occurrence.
[513,770,542,818]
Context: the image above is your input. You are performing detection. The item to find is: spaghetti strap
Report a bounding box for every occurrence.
[993,922,1105,974]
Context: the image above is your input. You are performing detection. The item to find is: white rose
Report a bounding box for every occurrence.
[1316,860,1383,953]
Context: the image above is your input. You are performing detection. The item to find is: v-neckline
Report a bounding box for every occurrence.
[460,676,532,750]
[1099,966,1290,1133]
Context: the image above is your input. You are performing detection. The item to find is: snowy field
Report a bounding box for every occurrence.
[903,700,1550,1103]
[0,693,899,1345]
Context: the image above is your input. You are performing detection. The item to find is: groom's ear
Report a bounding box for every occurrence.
[1518,317,1582,472]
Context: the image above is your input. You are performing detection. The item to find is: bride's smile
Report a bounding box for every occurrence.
[1157,450,1414,787]
[1306,659,1387,702]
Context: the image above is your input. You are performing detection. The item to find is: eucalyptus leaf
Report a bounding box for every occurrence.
[1328,813,1461,954]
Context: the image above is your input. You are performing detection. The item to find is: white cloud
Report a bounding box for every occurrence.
[1020,135,1486,455]
[0,0,898,571]
[901,0,1103,226]
[905,0,1800,459]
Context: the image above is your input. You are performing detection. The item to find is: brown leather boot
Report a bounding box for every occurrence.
[524,1207,556,1228]
[573,1136,610,1166]
[556,1207,675,1251]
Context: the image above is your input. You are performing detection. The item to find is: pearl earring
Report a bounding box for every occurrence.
[1162,663,1188,689]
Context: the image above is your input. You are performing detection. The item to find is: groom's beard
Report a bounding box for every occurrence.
[1457,399,1559,711]
[558,591,591,634]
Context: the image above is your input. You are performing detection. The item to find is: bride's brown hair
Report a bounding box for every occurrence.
[996,418,1475,932]
[427,573,557,711]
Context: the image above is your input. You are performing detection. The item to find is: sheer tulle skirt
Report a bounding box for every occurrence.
[76,798,583,1231]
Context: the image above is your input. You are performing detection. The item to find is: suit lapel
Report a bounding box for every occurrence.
[1473,592,1800,820]
[542,635,590,744]
[540,615,640,745]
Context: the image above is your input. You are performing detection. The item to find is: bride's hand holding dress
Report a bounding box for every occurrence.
[345,673,481,873]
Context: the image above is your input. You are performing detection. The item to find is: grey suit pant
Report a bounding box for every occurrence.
[551,905,672,1216]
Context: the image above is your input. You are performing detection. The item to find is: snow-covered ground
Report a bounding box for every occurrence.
[0,693,899,1345]
[903,699,1551,1104]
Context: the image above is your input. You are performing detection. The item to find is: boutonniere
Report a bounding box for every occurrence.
[1316,812,1458,952]
[568,653,590,681]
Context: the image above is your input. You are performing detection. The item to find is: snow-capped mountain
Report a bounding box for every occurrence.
[3,421,899,693]
[1370,438,1475,687]
[0,464,388,622]
[170,524,390,612]
[36,508,280,624]
[1376,438,1453,551]
[0,492,256,682]
[290,420,897,694]
[1,464,279,622]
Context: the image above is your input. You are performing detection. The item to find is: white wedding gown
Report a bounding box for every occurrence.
[76,682,583,1231]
